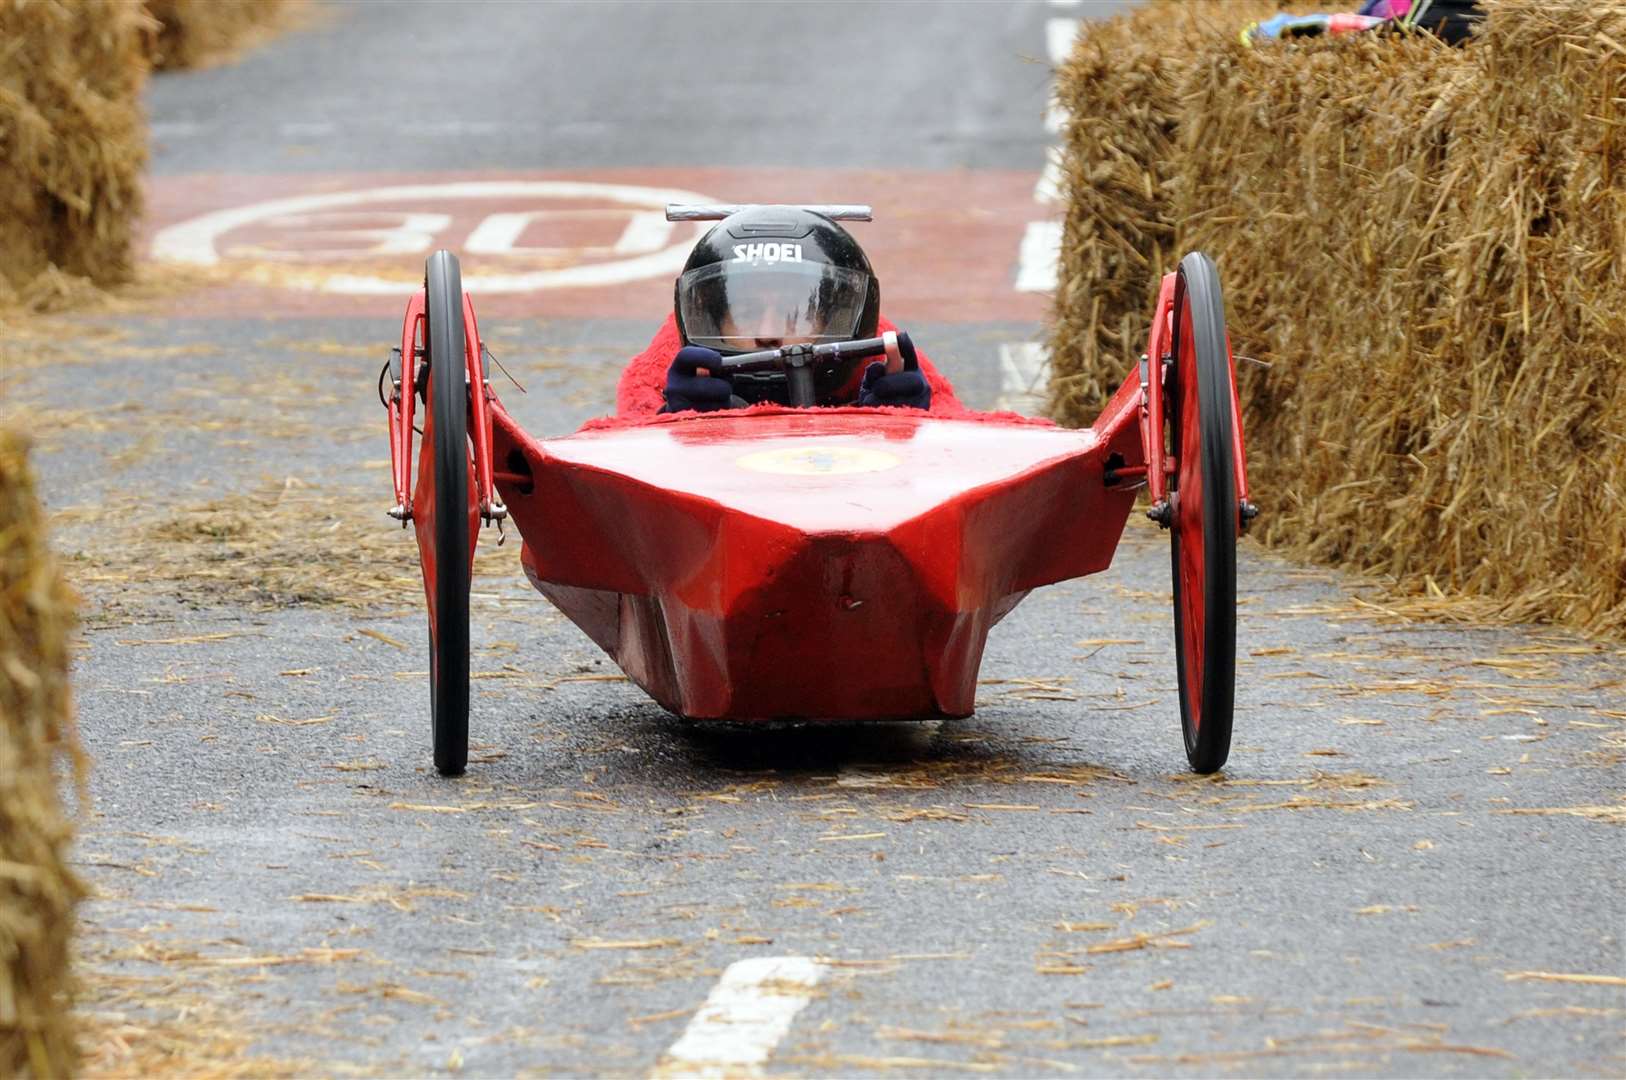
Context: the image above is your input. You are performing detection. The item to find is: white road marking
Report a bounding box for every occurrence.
[997,342,1052,415]
[1046,17,1081,64]
[1034,145,1065,205]
[1015,219,1062,293]
[150,179,716,294]
[245,210,451,260]
[462,208,673,257]
[655,956,824,1078]
[612,210,678,255]
[464,210,545,255]
[1001,341,1050,394]
[1017,10,1077,418]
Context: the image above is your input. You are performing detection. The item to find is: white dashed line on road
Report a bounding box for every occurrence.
[997,342,1052,414]
[1015,219,1063,293]
[1046,16,1083,64]
[1034,145,1065,205]
[654,956,825,1078]
[999,10,1075,416]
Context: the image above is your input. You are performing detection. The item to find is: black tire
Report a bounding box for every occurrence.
[425,250,470,777]
[1167,252,1237,774]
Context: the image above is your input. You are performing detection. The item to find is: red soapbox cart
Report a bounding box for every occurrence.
[381,206,1255,778]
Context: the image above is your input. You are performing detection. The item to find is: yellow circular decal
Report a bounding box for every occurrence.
[734,445,901,476]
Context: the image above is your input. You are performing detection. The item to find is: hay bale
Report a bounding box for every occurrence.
[1050,0,1626,639]
[0,0,151,306]
[1048,0,1283,418]
[0,427,86,1078]
[1172,31,1473,570]
[143,0,294,71]
[0,0,293,310]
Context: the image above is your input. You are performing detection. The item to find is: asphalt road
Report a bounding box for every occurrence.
[145,0,1063,173]
[4,1,1623,1076]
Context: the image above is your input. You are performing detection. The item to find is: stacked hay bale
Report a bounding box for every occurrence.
[1050,0,1626,638]
[143,0,295,71]
[1048,0,1284,410]
[0,428,85,1078]
[0,0,295,309]
[0,0,152,306]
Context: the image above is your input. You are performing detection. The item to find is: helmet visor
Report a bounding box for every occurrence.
[678,261,870,352]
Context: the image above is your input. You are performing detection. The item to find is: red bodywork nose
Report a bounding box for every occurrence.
[492,409,1136,721]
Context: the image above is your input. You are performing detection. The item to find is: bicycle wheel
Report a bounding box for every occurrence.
[421,250,471,777]
[1167,251,1238,774]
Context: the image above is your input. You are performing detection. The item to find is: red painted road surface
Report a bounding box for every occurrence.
[145,169,1049,321]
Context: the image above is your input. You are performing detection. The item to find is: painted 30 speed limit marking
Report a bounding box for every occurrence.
[151,180,716,295]
[143,169,1052,321]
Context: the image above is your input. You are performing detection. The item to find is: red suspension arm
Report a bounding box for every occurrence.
[387,291,427,522]
[1225,331,1252,514]
[461,292,501,522]
[1140,272,1177,508]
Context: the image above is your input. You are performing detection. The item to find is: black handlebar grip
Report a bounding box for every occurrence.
[827,337,888,360]
[895,331,918,372]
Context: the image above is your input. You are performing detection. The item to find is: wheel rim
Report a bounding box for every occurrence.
[1173,297,1206,741]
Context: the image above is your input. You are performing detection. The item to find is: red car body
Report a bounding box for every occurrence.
[489,398,1142,720]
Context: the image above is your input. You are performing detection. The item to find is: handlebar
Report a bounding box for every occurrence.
[665,204,873,222]
[716,332,909,407]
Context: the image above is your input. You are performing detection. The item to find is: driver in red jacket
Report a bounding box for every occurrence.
[656,206,932,413]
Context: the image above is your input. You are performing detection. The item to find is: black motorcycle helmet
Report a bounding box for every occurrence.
[674,206,881,404]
